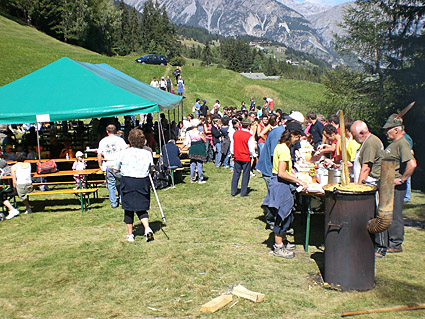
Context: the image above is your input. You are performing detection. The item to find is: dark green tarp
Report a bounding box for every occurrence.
[0,57,182,124]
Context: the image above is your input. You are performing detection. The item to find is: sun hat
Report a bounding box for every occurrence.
[288,111,305,123]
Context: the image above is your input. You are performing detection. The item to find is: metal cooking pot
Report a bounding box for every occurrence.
[316,167,328,185]
[328,168,342,184]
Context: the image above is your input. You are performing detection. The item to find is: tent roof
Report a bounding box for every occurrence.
[78,61,182,111]
[0,57,182,124]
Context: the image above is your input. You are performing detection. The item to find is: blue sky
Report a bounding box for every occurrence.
[295,0,351,5]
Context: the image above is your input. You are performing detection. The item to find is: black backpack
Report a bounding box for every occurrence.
[151,158,170,190]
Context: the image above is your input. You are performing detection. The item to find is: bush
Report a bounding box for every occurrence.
[169,56,186,66]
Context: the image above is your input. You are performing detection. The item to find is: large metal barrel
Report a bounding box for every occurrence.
[323,185,377,291]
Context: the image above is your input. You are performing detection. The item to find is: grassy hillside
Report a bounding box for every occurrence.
[0,14,325,116]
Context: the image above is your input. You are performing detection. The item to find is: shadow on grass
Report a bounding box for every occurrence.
[133,221,169,240]
[31,198,105,212]
[293,211,325,249]
[374,276,425,304]
[310,252,325,280]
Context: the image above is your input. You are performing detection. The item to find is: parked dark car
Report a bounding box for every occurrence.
[135,54,167,65]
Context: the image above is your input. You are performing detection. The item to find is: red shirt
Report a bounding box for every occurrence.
[233,130,252,162]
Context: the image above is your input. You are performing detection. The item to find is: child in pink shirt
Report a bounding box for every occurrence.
[72,151,87,189]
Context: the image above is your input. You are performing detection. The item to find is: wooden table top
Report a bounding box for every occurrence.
[32,168,102,178]
[6,157,99,165]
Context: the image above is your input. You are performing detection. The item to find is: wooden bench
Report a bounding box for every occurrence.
[28,188,99,213]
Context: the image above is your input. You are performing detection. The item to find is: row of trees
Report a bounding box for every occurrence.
[181,39,325,82]
[2,0,181,57]
[321,0,424,187]
[321,0,424,132]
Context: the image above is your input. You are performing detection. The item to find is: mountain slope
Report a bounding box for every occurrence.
[276,0,331,17]
[124,0,334,61]
[309,2,354,48]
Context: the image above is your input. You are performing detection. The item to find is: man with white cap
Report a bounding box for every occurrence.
[285,111,305,124]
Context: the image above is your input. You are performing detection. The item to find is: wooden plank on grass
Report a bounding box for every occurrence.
[232,284,264,303]
[200,295,233,313]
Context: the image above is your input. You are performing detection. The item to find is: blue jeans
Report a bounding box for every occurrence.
[404,177,411,202]
[262,175,272,189]
[214,142,222,167]
[231,160,251,196]
[190,160,203,182]
[258,142,265,158]
[223,149,233,169]
[106,167,122,207]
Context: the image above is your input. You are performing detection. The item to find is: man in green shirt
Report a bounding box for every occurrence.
[351,120,384,184]
[375,115,417,257]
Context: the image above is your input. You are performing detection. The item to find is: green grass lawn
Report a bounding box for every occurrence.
[1,13,425,318]
[1,164,424,318]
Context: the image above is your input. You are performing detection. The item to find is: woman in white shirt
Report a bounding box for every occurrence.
[9,152,33,218]
[115,129,154,242]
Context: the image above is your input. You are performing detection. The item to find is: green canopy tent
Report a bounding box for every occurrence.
[0,57,183,124]
[0,57,183,156]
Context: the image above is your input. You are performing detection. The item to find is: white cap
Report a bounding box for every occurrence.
[289,111,305,123]
[75,151,84,157]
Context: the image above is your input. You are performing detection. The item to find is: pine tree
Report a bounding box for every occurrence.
[202,41,213,65]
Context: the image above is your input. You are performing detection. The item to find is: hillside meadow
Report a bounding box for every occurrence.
[0,14,325,116]
[1,13,425,319]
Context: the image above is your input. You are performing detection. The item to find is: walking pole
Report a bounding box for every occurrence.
[148,173,166,225]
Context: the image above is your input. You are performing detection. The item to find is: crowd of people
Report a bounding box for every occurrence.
[175,96,416,259]
[0,93,417,257]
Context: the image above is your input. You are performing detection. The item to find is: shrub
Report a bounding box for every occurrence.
[169,56,186,66]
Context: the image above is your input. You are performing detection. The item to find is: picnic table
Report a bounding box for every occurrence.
[0,168,103,213]
[29,168,103,213]
[6,157,99,165]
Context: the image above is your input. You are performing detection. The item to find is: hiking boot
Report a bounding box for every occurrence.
[273,245,295,259]
[145,227,154,242]
[126,234,135,242]
[6,209,20,220]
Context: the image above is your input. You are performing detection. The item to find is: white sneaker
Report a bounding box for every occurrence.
[272,245,295,259]
[126,234,135,242]
[6,209,20,220]
[24,208,32,214]
[250,172,256,177]
[144,227,154,242]
[198,180,206,184]
[285,241,296,251]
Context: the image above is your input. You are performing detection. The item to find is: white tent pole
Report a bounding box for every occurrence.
[157,112,162,155]
[36,123,41,162]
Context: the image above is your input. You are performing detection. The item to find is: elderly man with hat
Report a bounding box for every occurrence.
[230,118,257,197]
[374,114,417,257]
